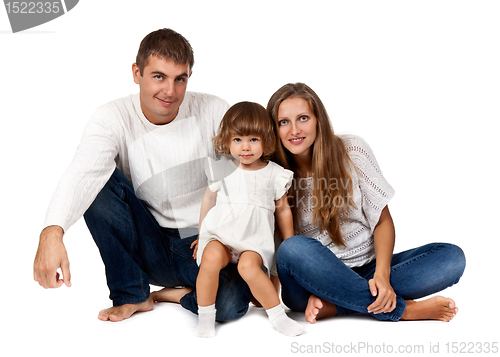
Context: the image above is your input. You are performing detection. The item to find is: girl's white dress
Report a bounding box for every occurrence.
[196,157,293,274]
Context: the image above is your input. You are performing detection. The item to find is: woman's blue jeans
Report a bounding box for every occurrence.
[277,235,466,321]
[83,168,251,321]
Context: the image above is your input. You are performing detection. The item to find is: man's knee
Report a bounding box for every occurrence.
[84,168,131,220]
[215,264,251,322]
[215,301,249,322]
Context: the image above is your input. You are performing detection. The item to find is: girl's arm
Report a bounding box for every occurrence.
[199,187,217,227]
[367,205,397,314]
[191,187,217,258]
[275,193,294,239]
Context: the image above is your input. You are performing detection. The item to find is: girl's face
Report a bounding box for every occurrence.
[229,134,265,170]
[277,97,317,160]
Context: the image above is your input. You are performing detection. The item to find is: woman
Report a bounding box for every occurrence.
[267,83,466,323]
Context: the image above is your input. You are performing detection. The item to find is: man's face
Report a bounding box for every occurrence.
[132,55,191,125]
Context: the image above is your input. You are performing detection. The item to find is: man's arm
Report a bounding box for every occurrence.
[34,104,121,289]
[33,225,71,288]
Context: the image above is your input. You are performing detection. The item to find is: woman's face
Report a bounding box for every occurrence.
[277,97,317,160]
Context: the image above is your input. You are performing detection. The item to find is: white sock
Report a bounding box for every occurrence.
[194,304,216,338]
[266,304,304,336]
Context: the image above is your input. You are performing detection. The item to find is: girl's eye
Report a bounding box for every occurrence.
[299,115,308,121]
[250,138,259,142]
[279,120,288,126]
[233,138,241,142]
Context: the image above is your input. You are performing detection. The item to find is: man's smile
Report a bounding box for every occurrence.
[156,97,176,106]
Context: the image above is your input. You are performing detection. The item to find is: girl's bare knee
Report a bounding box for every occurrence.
[237,253,262,279]
[201,242,230,270]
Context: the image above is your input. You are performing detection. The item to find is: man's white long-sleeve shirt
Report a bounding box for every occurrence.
[44,92,229,233]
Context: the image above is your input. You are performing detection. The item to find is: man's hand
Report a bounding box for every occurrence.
[33,225,71,288]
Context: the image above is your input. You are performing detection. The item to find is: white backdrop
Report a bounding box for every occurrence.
[1,1,498,356]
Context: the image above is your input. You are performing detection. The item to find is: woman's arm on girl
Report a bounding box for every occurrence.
[275,194,294,239]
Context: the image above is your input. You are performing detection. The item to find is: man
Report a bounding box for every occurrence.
[33,28,251,322]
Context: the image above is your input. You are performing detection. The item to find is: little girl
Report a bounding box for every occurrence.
[191,101,304,338]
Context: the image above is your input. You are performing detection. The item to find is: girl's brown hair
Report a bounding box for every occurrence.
[267,83,355,247]
[213,101,276,160]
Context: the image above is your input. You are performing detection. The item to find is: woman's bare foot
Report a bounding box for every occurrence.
[305,295,338,324]
[401,296,458,322]
[98,296,154,322]
[150,286,194,304]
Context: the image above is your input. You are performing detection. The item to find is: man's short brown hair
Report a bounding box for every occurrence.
[135,28,194,75]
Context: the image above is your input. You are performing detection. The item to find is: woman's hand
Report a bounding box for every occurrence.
[367,273,397,314]
[368,205,397,314]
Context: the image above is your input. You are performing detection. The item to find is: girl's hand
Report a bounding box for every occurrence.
[367,274,397,314]
[191,237,199,259]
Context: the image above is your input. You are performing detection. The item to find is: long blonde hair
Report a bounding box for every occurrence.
[267,83,355,246]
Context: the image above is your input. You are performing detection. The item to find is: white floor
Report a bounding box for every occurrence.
[5,221,493,357]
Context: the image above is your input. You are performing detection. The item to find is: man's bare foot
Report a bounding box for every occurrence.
[401,296,458,322]
[150,286,194,304]
[98,296,154,322]
[305,295,338,324]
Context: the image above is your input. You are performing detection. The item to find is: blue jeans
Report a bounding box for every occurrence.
[83,168,251,321]
[277,235,466,321]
